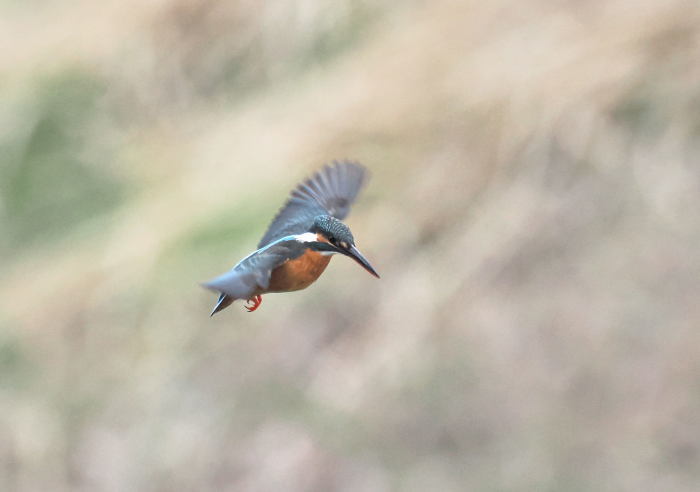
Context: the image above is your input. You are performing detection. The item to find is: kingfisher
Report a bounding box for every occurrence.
[202,161,379,315]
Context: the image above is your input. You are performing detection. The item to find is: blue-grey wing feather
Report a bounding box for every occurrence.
[202,245,291,299]
[257,161,368,248]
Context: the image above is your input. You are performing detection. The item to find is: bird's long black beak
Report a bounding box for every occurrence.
[344,245,380,278]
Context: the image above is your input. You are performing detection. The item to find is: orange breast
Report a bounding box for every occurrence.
[268,249,332,293]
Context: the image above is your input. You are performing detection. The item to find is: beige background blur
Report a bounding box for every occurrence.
[1,1,700,491]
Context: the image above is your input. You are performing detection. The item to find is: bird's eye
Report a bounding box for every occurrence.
[329,237,337,245]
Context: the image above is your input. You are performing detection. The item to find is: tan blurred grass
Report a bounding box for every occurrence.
[1,0,700,491]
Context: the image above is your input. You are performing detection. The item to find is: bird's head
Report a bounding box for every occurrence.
[310,215,379,278]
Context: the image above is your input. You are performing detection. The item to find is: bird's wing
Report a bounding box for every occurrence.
[201,243,293,299]
[257,161,368,248]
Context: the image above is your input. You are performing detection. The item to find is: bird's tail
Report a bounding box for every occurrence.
[210,293,234,316]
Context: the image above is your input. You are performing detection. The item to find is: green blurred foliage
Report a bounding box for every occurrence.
[0,328,34,392]
[0,69,124,253]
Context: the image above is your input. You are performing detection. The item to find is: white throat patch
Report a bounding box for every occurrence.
[294,232,318,243]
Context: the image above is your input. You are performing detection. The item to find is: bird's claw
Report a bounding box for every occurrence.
[245,295,263,312]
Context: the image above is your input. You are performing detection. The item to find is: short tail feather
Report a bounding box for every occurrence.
[210,293,234,316]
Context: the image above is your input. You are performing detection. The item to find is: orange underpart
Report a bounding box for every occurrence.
[245,295,262,312]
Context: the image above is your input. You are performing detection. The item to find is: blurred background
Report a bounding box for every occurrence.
[1,0,700,490]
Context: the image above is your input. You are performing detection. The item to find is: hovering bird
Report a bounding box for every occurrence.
[202,161,379,315]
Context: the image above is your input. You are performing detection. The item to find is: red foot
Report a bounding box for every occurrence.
[244,295,262,312]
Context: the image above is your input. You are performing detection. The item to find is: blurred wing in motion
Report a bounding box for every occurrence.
[257,161,368,248]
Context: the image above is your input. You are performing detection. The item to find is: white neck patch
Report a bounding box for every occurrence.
[294,232,318,243]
